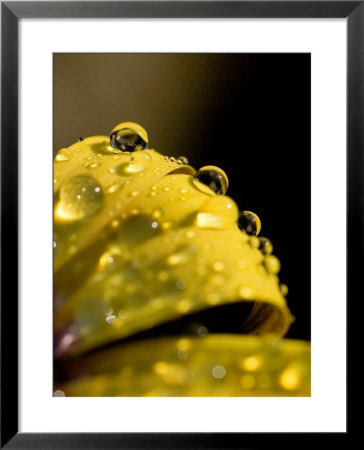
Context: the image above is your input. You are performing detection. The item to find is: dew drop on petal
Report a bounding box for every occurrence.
[212,365,226,379]
[237,211,261,235]
[56,175,103,221]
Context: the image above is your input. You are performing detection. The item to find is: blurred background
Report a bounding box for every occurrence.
[54,53,310,341]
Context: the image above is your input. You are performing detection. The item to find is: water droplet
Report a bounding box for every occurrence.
[118,309,128,320]
[166,246,192,266]
[56,175,103,221]
[259,237,273,255]
[152,209,163,219]
[85,161,100,169]
[241,356,262,372]
[176,279,187,290]
[177,348,189,359]
[176,299,192,313]
[53,390,66,397]
[237,211,261,235]
[124,151,151,174]
[248,236,260,249]
[130,190,139,197]
[240,374,255,389]
[163,186,171,192]
[196,325,208,336]
[105,314,116,324]
[280,283,289,296]
[185,230,195,239]
[205,292,221,305]
[55,148,70,162]
[263,255,280,274]
[280,366,300,390]
[98,246,124,271]
[239,286,255,300]
[212,365,226,379]
[212,261,224,272]
[110,123,148,152]
[107,182,123,194]
[177,156,189,165]
[193,165,228,195]
[78,137,84,142]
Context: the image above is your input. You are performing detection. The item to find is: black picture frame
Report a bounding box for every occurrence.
[1,1,358,448]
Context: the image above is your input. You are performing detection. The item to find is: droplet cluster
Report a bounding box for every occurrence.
[53,122,297,397]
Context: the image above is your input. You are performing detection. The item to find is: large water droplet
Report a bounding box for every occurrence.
[237,211,261,235]
[56,175,103,221]
[193,165,228,195]
[110,123,148,152]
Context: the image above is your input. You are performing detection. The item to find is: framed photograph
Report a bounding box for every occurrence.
[1,1,357,448]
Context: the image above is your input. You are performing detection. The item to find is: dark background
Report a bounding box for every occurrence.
[54,53,310,341]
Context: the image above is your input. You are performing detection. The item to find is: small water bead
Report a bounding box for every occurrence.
[248,236,260,249]
[105,314,116,324]
[176,299,192,313]
[212,261,224,272]
[176,279,187,290]
[259,237,273,255]
[110,122,148,152]
[240,374,255,389]
[166,246,192,266]
[124,151,151,174]
[57,175,103,221]
[84,161,100,169]
[117,310,128,320]
[196,325,208,336]
[212,365,226,379]
[205,292,221,305]
[53,390,66,397]
[193,166,228,195]
[161,221,172,230]
[177,348,189,360]
[186,323,208,336]
[280,283,289,296]
[150,297,163,309]
[241,355,262,372]
[279,366,301,390]
[107,182,123,194]
[78,137,84,142]
[177,156,189,165]
[263,255,280,274]
[55,148,70,162]
[239,286,255,300]
[185,230,195,239]
[237,211,261,236]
